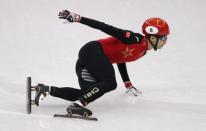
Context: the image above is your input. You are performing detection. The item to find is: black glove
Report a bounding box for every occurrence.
[58,10,81,22]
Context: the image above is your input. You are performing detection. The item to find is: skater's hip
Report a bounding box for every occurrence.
[78,41,104,58]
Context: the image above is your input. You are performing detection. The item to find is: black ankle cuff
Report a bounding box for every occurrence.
[78,97,88,106]
[50,86,56,96]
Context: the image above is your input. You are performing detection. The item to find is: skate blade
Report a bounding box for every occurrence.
[54,114,98,121]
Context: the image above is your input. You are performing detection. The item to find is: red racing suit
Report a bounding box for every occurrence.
[79,17,148,82]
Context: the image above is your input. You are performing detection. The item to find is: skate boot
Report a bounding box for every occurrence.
[34,84,49,106]
[67,103,92,117]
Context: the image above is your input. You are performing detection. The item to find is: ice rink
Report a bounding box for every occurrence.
[0,0,206,130]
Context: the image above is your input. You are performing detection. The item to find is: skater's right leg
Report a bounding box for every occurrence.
[35,84,83,106]
[50,86,83,101]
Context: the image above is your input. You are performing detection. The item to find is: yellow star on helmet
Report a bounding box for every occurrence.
[122,47,135,58]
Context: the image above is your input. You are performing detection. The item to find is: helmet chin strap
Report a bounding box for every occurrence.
[147,35,159,51]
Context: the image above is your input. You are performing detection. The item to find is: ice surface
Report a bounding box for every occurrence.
[0,0,206,131]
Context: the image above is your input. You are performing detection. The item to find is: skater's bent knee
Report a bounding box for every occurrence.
[103,80,117,92]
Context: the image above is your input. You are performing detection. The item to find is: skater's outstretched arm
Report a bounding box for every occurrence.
[58,10,143,44]
[79,17,143,44]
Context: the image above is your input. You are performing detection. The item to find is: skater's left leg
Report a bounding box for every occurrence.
[67,42,116,116]
[75,42,117,106]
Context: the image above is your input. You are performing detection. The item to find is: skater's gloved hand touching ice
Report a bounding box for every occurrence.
[58,10,81,22]
[124,81,142,96]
